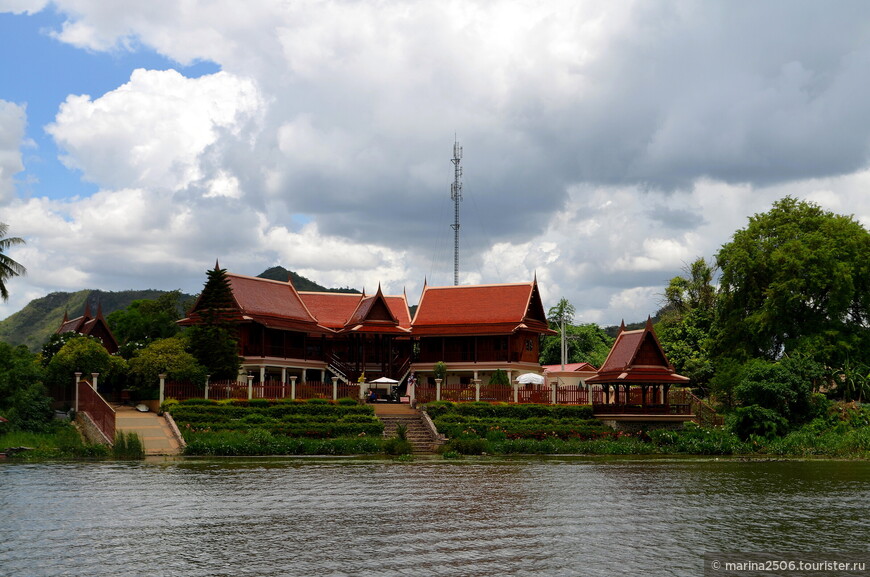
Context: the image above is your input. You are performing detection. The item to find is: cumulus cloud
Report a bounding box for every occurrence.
[46,69,263,192]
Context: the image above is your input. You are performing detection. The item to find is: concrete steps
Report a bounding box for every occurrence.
[377,412,438,454]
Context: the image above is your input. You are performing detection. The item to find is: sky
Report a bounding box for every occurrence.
[2,1,870,326]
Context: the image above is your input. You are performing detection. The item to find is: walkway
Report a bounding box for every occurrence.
[373,403,439,454]
[115,406,182,456]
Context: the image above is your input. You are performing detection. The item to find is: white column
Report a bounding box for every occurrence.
[91,373,99,391]
[408,379,416,405]
[331,376,339,400]
[159,373,166,404]
[205,375,210,400]
[290,376,297,400]
[321,369,326,383]
[246,375,253,400]
[259,365,266,384]
[474,379,481,402]
[74,372,82,412]
[435,378,442,402]
[281,367,287,383]
[551,380,557,404]
[513,382,519,403]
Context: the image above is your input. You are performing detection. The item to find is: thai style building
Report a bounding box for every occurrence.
[411,280,555,385]
[585,318,690,415]
[56,302,119,354]
[178,267,555,386]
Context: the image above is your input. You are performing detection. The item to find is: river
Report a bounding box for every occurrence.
[1,457,868,576]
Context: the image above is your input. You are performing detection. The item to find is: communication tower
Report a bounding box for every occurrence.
[450,138,463,286]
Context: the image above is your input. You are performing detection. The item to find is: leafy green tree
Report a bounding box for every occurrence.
[108,291,185,357]
[127,337,206,389]
[0,343,52,432]
[186,264,241,380]
[715,197,870,366]
[539,323,612,367]
[733,355,821,426]
[44,334,127,393]
[657,258,717,391]
[433,361,447,382]
[0,222,26,301]
[547,297,575,327]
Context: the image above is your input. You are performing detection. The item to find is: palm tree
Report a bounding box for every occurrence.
[0,222,26,301]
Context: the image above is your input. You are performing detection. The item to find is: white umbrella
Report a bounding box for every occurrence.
[515,373,545,385]
[369,376,399,384]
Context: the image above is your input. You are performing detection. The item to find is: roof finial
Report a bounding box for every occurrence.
[214,259,221,270]
[619,319,626,334]
[84,300,92,319]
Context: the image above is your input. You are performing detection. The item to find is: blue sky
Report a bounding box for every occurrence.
[2,1,870,326]
[1,8,218,200]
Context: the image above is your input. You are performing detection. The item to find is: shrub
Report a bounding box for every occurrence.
[113,432,145,459]
[727,404,789,440]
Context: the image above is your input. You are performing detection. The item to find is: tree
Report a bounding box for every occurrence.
[186,264,241,380]
[0,342,52,432]
[715,197,870,366]
[108,291,185,357]
[0,222,26,301]
[539,323,612,367]
[547,297,575,327]
[657,258,717,391]
[44,334,127,394]
[127,337,206,390]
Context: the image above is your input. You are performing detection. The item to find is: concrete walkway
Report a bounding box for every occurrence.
[115,406,182,456]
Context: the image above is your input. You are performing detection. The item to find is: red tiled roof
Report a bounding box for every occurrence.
[300,290,412,332]
[228,274,318,324]
[586,319,689,385]
[412,282,554,336]
[299,292,362,328]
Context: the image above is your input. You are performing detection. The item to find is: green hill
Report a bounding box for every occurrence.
[0,289,190,352]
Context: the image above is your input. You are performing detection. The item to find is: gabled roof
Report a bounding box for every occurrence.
[300,286,411,334]
[586,318,689,385]
[226,273,324,332]
[412,280,555,336]
[56,301,119,354]
[180,271,326,333]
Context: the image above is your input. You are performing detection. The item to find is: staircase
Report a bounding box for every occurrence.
[374,405,440,454]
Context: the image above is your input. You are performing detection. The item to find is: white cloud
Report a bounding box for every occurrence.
[0,100,26,204]
[46,69,263,192]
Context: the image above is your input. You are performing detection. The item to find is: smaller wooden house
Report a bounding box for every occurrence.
[56,302,119,354]
[586,318,690,415]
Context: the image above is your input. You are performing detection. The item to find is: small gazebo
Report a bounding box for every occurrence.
[586,318,690,415]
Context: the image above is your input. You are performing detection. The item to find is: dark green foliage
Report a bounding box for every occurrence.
[383,437,413,455]
[648,423,747,454]
[733,356,820,424]
[488,369,510,386]
[539,322,613,367]
[433,361,447,382]
[425,401,594,420]
[186,324,240,380]
[107,291,187,357]
[44,334,127,393]
[0,343,52,432]
[715,197,870,366]
[727,405,790,440]
[127,336,206,390]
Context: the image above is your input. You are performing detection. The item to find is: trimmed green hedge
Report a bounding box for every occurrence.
[425,401,594,420]
[168,398,383,440]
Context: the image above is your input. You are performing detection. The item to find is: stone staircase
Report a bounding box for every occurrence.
[374,405,440,454]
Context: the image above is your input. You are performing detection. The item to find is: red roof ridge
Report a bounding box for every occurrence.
[422,280,534,290]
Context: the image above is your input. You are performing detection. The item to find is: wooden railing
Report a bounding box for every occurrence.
[687,391,724,426]
[478,385,513,403]
[295,382,333,400]
[78,380,115,442]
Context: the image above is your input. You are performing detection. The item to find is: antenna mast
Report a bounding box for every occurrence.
[450,137,463,286]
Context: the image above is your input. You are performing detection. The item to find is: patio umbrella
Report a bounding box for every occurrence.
[515,373,545,385]
[369,377,399,385]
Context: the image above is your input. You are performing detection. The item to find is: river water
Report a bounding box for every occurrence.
[1,457,868,577]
